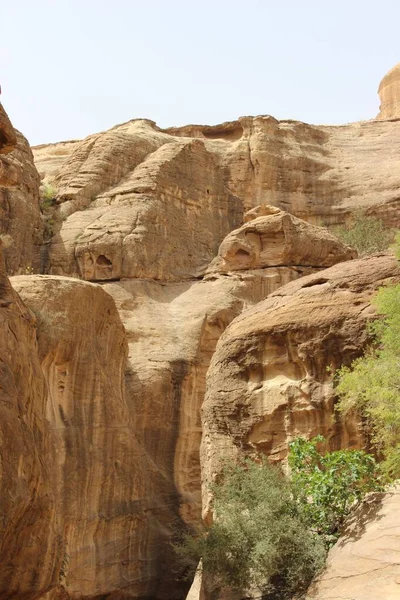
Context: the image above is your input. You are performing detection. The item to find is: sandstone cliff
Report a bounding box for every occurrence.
[1,63,400,600]
[307,489,400,600]
[201,254,400,515]
[34,114,400,234]
[0,103,43,274]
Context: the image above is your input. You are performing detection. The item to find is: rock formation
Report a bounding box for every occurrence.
[0,103,16,154]
[206,206,356,275]
[0,103,42,274]
[307,489,400,600]
[34,115,400,231]
[1,63,400,599]
[377,62,400,120]
[201,253,400,515]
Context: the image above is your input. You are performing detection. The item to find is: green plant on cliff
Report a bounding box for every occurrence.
[177,442,382,598]
[289,436,382,548]
[334,210,394,256]
[336,269,400,478]
[176,458,325,600]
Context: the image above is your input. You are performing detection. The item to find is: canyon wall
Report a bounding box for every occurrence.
[1,62,400,599]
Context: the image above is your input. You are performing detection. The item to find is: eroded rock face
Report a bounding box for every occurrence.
[12,274,188,600]
[0,103,16,154]
[49,139,242,281]
[377,63,400,120]
[0,103,43,274]
[201,254,400,515]
[35,111,400,235]
[206,206,356,274]
[307,489,400,600]
[0,257,60,598]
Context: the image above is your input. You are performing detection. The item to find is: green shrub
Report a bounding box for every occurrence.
[337,281,400,478]
[334,210,394,256]
[176,458,325,599]
[40,182,57,203]
[289,436,382,548]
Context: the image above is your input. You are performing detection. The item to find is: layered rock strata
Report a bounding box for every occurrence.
[34,115,400,230]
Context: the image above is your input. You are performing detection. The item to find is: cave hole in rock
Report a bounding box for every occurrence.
[96,254,113,267]
[235,248,251,258]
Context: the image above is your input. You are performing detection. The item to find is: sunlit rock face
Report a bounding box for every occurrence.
[377,62,400,120]
[35,114,400,239]
[206,205,356,275]
[2,62,400,600]
[201,254,400,518]
[307,489,400,600]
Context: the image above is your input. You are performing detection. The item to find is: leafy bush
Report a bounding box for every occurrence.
[334,210,394,256]
[176,459,325,599]
[40,182,57,204]
[337,281,400,478]
[289,436,382,548]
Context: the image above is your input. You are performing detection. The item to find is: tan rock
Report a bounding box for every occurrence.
[206,206,356,274]
[49,139,242,281]
[34,114,400,232]
[307,489,400,600]
[201,254,400,515]
[0,259,59,598]
[12,274,186,600]
[0,104,43,274]
[377,63,400,120]
[0,103,17,154]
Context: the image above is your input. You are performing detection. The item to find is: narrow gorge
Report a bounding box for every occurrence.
[1,63,400,600]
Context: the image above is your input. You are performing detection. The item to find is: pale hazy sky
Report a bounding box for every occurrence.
[2,0,400,145]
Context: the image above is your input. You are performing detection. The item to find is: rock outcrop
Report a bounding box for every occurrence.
[2,62,400,599]
[49,139,242,281]
[377,63,400,120]
[307,489,400,600]
[0,103,16,154]
[0,103,42,274]
[34,115,400,231]
[201,253,400,515]
[0,256,59,598]
[206,206,356,274]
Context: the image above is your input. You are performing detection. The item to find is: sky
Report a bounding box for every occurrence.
[1,0,400,146]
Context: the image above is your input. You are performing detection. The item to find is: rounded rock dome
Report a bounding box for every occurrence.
[377,62,400,120]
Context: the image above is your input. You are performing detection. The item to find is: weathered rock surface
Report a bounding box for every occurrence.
[201,253,400,515]
[307,489,400,600]
[377,63,400,120]
[12,274,178,600]
[0,258,60,598]
[0,103,16,154]
[34,115,400,231]
[2,65,400,600]
[0,103,43,274]
[206,206,356,274]
[49,139,242,281]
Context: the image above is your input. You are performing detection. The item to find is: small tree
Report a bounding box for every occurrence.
[334,210,394,256]
[176,459,325,600]
[337,280,400,478]
[288,436,382,548]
